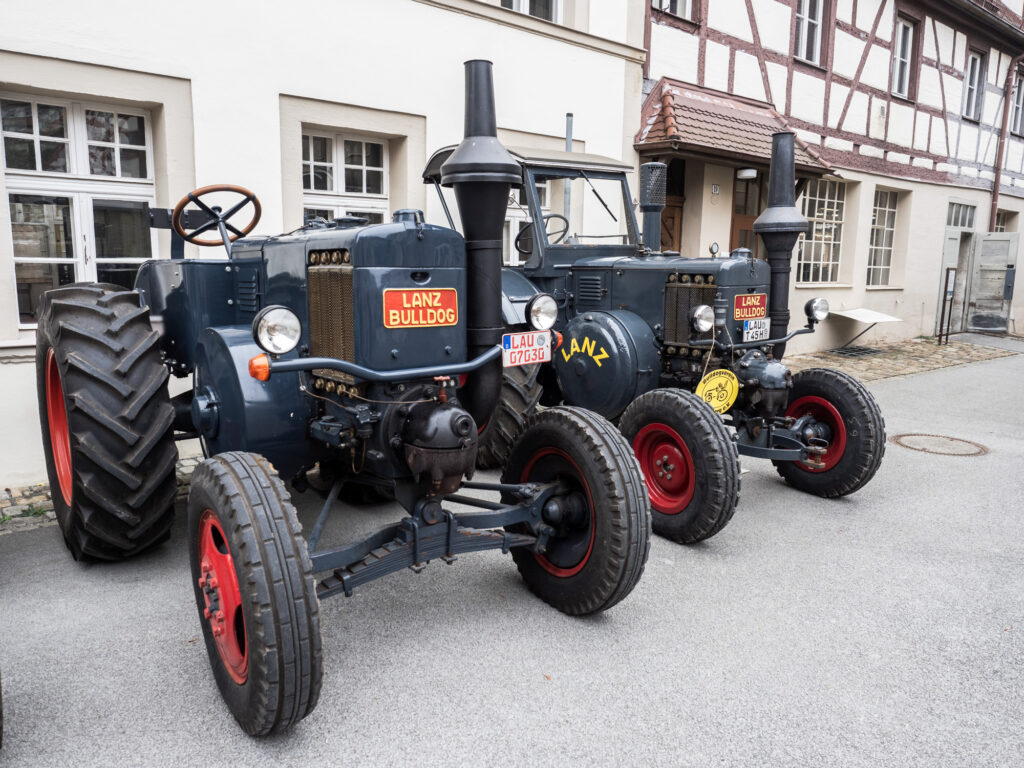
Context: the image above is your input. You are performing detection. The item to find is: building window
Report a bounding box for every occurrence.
[796,179,845,283]
[2,94,156,326]
[301,132,388,225]
[794,0,824,66]
[867,190,898,286]
[1012,74,1024,135]
[994,210,1016,232]
[501,0,560,23]
[503,182,550,266]
[652,0,693,20]
[946,202,975,229]
[963,52,984,120]
[892,18,915,99]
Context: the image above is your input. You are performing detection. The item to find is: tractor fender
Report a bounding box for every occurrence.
[192,326,317,480]
[552,310,659,420]
[500,268,544,327]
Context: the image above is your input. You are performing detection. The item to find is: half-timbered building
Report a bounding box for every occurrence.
[642,0,1024,350]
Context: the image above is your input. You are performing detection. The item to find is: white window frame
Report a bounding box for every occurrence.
[301,131,389,226]
[867,189,899,286]
[500,0,562,23]
[503,182,550,266]
[3,93,156,329]
[796,179,845,284]
[892,18,914,99]
[1012,74,1024,135]
[963,52,983,120]
[946,201,976,230]
[794,0,824,66]
[652,0,693,20]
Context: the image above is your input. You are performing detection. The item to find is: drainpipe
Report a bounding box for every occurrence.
[990,53,1024,232]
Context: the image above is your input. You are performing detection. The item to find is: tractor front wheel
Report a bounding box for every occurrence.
[502,407,651,615]
[773,368,885,497]
[188,452,323,736]
[619,388,741,544]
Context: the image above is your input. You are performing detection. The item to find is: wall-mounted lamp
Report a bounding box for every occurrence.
[736,168,758,180]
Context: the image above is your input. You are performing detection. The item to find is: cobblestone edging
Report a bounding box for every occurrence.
[0,456,203,536]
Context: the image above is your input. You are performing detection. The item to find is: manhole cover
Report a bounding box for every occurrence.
[890,433,988,456]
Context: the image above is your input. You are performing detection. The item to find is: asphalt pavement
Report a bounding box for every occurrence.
[1,342,1022,767]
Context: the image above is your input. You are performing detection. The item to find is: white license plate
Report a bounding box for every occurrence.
[501,331,551,367]
[742,319,770,341]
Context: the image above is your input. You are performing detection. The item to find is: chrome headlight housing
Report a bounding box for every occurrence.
[690,304,715,333]
[252,305,302,355]
[805,297,830,322]
[525,293,558,331]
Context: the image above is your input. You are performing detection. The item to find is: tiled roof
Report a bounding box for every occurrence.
[635,78,828,173]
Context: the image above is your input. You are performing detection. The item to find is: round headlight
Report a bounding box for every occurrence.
[525,293,558,331]
[252,306,301,355]
[805,297,830,322]
[690,304,715,333]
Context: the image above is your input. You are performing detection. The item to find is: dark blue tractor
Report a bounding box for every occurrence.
[32,62,651,735]
[424,131,886,545]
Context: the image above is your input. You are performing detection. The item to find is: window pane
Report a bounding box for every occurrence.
[86,110,115,142]
[313,136,330,163]
[365,142,383,168]
[1,100,33,133]
[302,164,311,190]
[304,208,333,223]
[95,262,141,290]
[89,145,116,176]
[40,141,68,173]
[120,148,147,178]
[118,114,145,146]
[366,169,383,194]
[529,0,555,20]
[16,262,76,323]
[93,200,151,260]
[302,136,310,161]
[4,136,36,170]
[37,105,67,138]
[9,194,74,258]
[344,140,362,166]
[346,210,384,224]
[344,167,363,192]
[313,166,333,191]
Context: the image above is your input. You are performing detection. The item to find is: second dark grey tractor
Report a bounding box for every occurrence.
[424,130,885,545]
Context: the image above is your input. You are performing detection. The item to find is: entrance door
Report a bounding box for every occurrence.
[966,233,1018,331]
[661,194,684,252]
[730,177,762,257]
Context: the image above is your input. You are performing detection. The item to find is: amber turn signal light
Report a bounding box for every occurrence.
[248,354,271,381]
[552,331,564,351]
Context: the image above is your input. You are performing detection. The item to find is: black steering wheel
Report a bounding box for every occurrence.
[515,214,570,254]
[171,184,262,246]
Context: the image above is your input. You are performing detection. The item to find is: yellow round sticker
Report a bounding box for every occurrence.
[696,369,739,414]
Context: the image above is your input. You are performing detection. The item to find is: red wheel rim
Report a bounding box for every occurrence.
[785,395,848,472]
[197,510,248,684]
[520,448,595,578]
[45,348,73,505]
[632,423,696,514]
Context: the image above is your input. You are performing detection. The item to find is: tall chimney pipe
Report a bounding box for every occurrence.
[440,61,521,427]
[753,132,808,361]
[639,162,667,252]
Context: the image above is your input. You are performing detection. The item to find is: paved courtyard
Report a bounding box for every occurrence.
[0,336,1022,766]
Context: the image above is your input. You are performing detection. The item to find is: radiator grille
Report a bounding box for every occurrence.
[308,264,355,383]
[664,282,718,346]
[236,271,260,319]
[576,274,606,308]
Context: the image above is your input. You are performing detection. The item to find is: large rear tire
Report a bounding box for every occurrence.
[773,368,885,497]
[188,452,323,736]
[476,364,542,469]
[34,284,177,560]
[619,389,740,544]
[501,407,651,615]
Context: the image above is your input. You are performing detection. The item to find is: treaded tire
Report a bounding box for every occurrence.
[619,388,740,544]
[501,406,651,615]
[476,364,543,469]
[773,368,885,497]
[35,283,177,560]
[188,452,323,736]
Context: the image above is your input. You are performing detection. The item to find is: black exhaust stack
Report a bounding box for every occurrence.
[753,132,809,361]
[441,60,521,426]
[639,162,667,252]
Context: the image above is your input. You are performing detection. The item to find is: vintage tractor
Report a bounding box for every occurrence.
[423,130,885,545]
[32,61,651,735]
